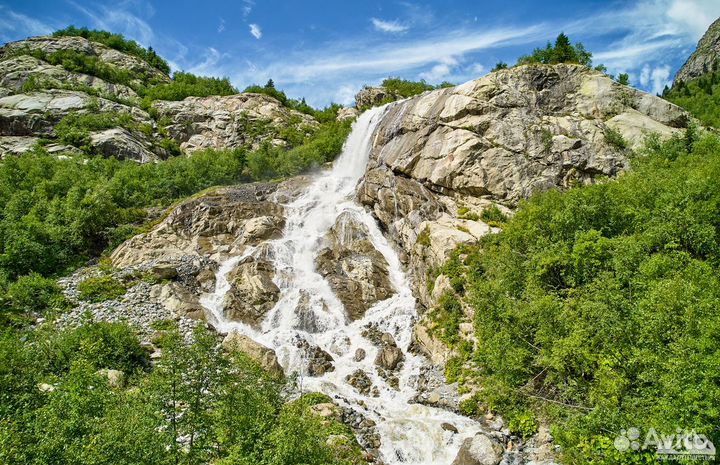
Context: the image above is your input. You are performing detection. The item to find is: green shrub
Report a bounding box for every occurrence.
[39,321,149,374]
[665,72,720,128]
[416,227,431,247]
[604,127,628,149]
[479,205,508,225]
[140,71,237,106]
[76,275,127,302]
[4,273,68,315]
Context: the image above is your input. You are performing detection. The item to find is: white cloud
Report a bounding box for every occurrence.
[419,63,452,81]
[249,24,262,40]
[640,64,651,87]
[666,0,720,40]
[651,65,672,94]
[371,18,409,34]
[218,18,225,34]
[188,48,228,76]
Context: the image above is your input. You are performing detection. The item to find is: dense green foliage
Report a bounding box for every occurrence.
[665,68,720,128]
[517,33,593,67]
[433,131,720,463]
[53,26,170,73]
[246,119,352,179]
[0,145,246,284]
[140,71,238,106]
[243,80,342,122]
[0,323,361,465]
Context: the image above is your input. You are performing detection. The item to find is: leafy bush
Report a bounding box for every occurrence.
[604,127,628,149]
[479,205,508,225]
[4,273,68,315]
[53,26,170,73]
[76,275,127,302]
[39,321,149,374]
[442,131,720,463]
[54,112,136,151]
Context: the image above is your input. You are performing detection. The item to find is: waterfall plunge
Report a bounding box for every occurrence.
[201,104,481,465]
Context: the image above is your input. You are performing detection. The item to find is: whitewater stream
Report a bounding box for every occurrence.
[200,105,481,464]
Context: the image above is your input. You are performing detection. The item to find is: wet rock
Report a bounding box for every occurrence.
[315,211,394,320]
[354,348,366,362]
[222,331,283,377]
[346,369,373,395]
[294,290,328,333]
[294,337,335,376]
[451,433,504,465]
[375,345,403,371]
[223,254,279,327]
[441,422,459,434]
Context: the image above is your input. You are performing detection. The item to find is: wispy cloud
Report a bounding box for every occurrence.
[249,23,262,39]
[0,6,54,41]
[243,0,254,18]
[371,18,409,34]
[218,18,225,34]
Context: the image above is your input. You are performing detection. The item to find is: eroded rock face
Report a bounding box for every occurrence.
[112,184,284,267]
[223,252,279,327]
[675,17,720,84]
[151,93,318,154]
[0,35,170,87]
[315,211,394,321]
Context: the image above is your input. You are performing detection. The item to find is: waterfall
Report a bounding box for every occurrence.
[201,104,481,465]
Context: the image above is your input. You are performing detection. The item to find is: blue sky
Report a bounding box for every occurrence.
[2,1,720,107]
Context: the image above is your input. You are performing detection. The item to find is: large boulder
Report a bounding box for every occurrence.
[675,17,720,84]
[314,211,394,320]
[451,433,504,465]
[223,252,279,327]
[355,86,401,109]
[151,93,318,154]
[222,332,283,377]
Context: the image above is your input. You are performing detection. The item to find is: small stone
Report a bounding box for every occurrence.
[37,383,55,393]
[441,422,459,433]
[428,391,441,404]
[354,348,366,362]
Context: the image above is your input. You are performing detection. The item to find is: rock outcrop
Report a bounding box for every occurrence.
[360,64,688,310]
[675,17,720,84]
[355,86,401,109]
[151,93,318,154]
[315,211,394,320]
[0,35,320,161]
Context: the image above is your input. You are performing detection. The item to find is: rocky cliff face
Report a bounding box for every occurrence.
[152,93,318,154]
[0,35,317,161]
[675,17,720,84]
[357,64,688,360]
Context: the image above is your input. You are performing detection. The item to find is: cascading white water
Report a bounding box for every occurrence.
[201,105,481,465]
